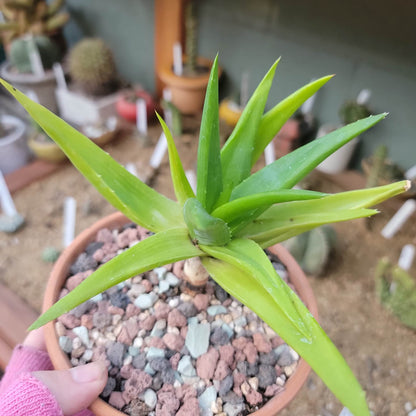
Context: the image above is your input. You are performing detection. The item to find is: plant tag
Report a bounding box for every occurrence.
[240,71,249,108]
[26,35,45,77]
[62,196,76,248]
[0,170,17,216]
[136,98,148,135]
[398,244,415,270]
[301,79,317,115]
[53,63,68,90]
[149,133,168,169]
[25,90,39,103]
[125,162,138,177]
[339,408,354,416]
[356,89,371,105]
[381,199,416,239]
[173,42,183,76]
[264,141,276,165]
[163,88,174,129]
[185,169,197,193]
[405,164,416,181]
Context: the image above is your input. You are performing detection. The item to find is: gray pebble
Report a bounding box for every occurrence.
[149,357,170,372]
[144,362,156,376]
[128,346,140,357]
[210,327,231,346]
[275,345,294,367]
[259,351,278,366]
[101,377,116,398]
[110,291,130,309]
[92,311,112,329]
[107,342,125,367]
[152,374,163,390]
[177,302,197,318]
[70,252,97,274]
[59,336,73,354]
[207,305,227,316]
[215,285,229,302]
[72,300,94,318]
[258,364,277,389]
[247,362,259,377]
[218,374,234,397]
[223,402,246,416]
[85,241,104,256]
[236,361,248,375]
[132,352,146,369]
[161,367,176,384]
[222,391,244,405]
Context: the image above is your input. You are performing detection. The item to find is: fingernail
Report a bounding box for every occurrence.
[71,361,107,383]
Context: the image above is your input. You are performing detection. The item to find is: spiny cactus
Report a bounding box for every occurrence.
[0,0,69,45]
[339,100,371,125]
[68,38,119,96]
[375,258,416,330]
[282,224,337,276]
[9,34,61,73]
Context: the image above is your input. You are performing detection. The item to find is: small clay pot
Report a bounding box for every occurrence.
[116,89,156,123]
[43,211,318,416]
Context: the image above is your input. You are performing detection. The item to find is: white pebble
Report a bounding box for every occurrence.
[166,272,180,286]
[73,326,90,347]
[72,337,82,349]
[133,337,143,348]
[82,349,93,362]
[142,388,157,410]
[123,355,133,366]
[168,298,179,308]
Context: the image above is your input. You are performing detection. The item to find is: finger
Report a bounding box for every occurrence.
[32,361,108,416]
[23,327,47,351]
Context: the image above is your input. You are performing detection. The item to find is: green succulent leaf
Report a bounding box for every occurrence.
[252,75,333,165]
[183,198,231,246]
[201,239,370,416]
[157,113,195,206]
[211,189,327,223]
[217,59,279,206]
[30,227,203,330]
[0,78,183,232]
[232,113,387,201]
[196,54,222,213]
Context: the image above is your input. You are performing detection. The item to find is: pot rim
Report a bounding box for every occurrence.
[0,61,57,83]
[0,114,26,146]
[43,211,318,416]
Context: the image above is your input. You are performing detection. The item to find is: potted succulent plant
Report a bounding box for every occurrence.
[0,57,408,416]
[55,37,121,126]
[158,0,216,115]
[115,87,157,124]
[0,0,69,112]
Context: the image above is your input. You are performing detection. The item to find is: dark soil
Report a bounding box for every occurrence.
[1,118,416,416]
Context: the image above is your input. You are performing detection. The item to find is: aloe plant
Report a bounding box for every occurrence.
[0,57,409,416]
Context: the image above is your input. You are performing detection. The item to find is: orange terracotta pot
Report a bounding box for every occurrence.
[158,57,216,115]
[43,211,318,416]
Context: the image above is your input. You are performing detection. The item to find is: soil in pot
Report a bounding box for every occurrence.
[52,220,308,416]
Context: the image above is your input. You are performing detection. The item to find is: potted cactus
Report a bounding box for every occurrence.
[158,0,216,115]
[0,0,69,112]
[0,57,409,415]
[55,38,121,126]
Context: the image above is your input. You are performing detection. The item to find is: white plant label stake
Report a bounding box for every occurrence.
[0,170,17,217]
[136,98,148,135]
[398,244,415,271]
[125,162,138,178]
[26,90,39,103]
[149,133,168,170]
[163,88,174,129]
[301,79,317,115]
[381,199,416,239]
[185,169,197,193]
[240,71,249,108]
[53,63,68,90]
[173,42,183,76]
[62,197,76,248]
[26,35,45,77]
[356,89,371,105]
[264,142,276,166]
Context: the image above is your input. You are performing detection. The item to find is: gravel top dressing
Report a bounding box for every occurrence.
[56,223,299,416]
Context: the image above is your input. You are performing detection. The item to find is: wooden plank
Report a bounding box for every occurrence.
[0,283,38,355]
[0,337,13,370]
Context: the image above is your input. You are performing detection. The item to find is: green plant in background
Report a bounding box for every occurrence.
[282,224,337,276]
[0,57,409,416]
[68,38,119,96]
[9,34,61,73]
[339,100,372,125]
[0,0,69,45]
[184,0,198,76]
[375,258,416,330]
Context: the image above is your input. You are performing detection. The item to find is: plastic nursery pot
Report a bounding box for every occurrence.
[43,211,318,416]
[158,57,217,116]
[28,132,67,163]
[219,99,243,127]
[116,89,156,123]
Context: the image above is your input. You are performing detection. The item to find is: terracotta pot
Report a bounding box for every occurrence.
[116,89,157,123]
[158,57,216,115]
[43,211,318,416]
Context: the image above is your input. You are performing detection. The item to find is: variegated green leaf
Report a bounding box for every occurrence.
[30,227,202,329]
[0,78,183,232]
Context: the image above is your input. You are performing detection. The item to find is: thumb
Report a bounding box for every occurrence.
[32,361,108,416]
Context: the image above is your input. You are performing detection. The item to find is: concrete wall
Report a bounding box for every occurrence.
[63,0,416,170]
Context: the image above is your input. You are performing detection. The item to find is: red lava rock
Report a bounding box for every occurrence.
[219,344,235,366]
[271,336,285,348]
[264,384,284,397]
[80,314,93,330]
[234,350,246,363]
[96,228,113,244]
[196,347,219,379]
[58,313,80,329]
[162,333,184,351]
[125,303,141,319]
[175,384,197,401]
[91,346,107,361]
[109,391,126,409]
[141,279,153,292]
[117,228,138,248]
[124,318,140,339]
[156,384,180,416]
[136,226,149,240]
[180,326,188,339]
[193,293,210,311]
[120,364,133,379]
[243,341,258,364]
[244,387,263,406]
[102,242,118,257]
[66,271,89,291]
[140,315,156,331]
[167,309,187,328]
[232,336,249,351]
[108,305,125,316]
[172,260,184,279]
[92,248,105,263]
[154,302,170,319]
[233,371,246,396]
[117,326,133,345]
[214,359,230,381]
[59,288,69,299]
[169,352,181,370]
[176,397,199,416]
[253,332,272,353]
[122,370,152,402]
[147,337,166,349]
